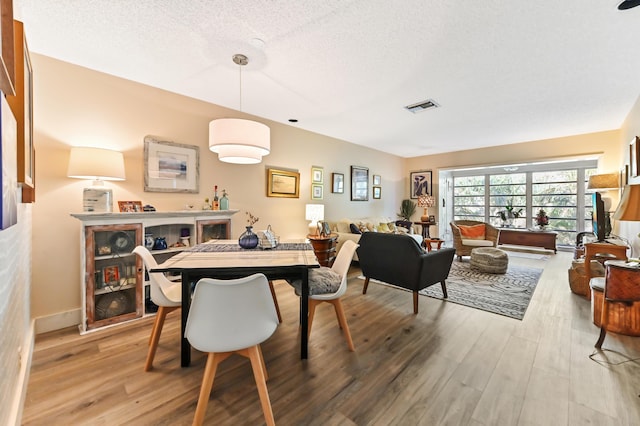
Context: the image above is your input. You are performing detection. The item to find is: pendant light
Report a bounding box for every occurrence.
[209,54,270,164]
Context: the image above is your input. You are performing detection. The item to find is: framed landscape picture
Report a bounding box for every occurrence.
[410,170,432,199]
[267,168,300,198]
[144,136,199,193]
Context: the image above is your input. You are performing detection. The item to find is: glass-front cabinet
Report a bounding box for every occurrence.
[85,224,143,331]
[73,210,238,333]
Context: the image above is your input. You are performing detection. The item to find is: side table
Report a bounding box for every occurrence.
[424,238,444,252]
[414,221,436,247]
[307,233,338,266]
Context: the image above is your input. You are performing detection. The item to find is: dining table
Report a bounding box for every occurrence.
[152,239,320,367]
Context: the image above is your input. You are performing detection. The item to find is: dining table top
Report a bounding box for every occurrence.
[154,239,320,271]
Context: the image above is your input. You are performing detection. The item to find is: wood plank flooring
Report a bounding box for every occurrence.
[22,251,640,425]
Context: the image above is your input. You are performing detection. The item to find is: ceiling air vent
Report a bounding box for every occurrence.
[404,99,439,114]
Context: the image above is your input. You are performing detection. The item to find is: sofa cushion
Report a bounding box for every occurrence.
[336,220,351,233]
[458,224,486,240]
[349,223,362,234]
[378,222,391,232]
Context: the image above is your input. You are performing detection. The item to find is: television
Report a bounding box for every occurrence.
[592,192,606,242]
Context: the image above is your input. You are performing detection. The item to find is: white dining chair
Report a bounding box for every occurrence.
[185,273,279,426]
[290,240,359,351]
[133,246,182,372]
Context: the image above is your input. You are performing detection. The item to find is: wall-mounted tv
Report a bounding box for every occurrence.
[592,192,606,242]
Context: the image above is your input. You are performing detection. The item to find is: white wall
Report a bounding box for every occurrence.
[619,93,640,255]
[0,204,34,425]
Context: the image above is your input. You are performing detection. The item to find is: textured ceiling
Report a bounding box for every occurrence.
[13,0,640,157]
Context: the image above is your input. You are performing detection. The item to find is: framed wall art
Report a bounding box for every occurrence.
[332,173,344,193]
[351,165,369,201]
[373,174,381,186]
[311,184,323,200]
[630,136,640,177]
[267,168,300,198]
[373,186,381,199]
[311,166,323,183]
[410,170,433,199]
[6,20,34,202]
[144,136,199,193]
[1,94,17,229]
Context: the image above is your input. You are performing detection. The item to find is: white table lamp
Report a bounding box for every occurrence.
[305,204,324,236]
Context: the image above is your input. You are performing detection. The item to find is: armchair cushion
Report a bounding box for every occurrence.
[458,224,486,239]
[450,220,500,259]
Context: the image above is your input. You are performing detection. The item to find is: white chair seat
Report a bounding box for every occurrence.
[461,239,495,247]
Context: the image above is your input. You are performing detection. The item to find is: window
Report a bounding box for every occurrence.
[449,160,597,247]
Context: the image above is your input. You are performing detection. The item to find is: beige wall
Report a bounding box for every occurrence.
[31,54,406,325]
[618,93,640,255]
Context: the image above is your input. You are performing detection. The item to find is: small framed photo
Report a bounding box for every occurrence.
[373,175,381,185]
[332,173,344,193]
[311,166,324,184]
[373,186,381,199]
[118,201,143,212]
[103,265,121,286]
[318,221,331,237]
[144,136,199,193]
[267,168,300,198]
[410,170,433,199]
[428,215,436,223]
[311,184,323,200]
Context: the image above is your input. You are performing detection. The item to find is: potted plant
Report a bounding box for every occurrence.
[398,199,416,221]
[497,200,523,227]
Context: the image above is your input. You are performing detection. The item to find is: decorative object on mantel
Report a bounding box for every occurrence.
[239,211,260,249]
[209,54,270,164]
[220,189,229,210]
[417,194,435,222]
[535,209,550,229]
[144,136,199,193]
[67,146,126,213]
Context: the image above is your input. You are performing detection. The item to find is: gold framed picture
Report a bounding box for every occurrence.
[118,200,143,212]
[267,168,300,198]
[311,166,323,183]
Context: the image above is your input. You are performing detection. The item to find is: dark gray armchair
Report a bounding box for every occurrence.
[356,232,455,314]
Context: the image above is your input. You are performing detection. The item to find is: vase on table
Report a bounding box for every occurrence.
[238,226,259,249]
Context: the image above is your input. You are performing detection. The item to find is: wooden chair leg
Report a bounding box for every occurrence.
[247,345,276,426]
[192,352,222,426]
[595,302,610,349]
[331,299,355,351]
[307,299,319,337]
[145,306,178,371]
[441,281,448,299]
[268,281,282,323]
[413,291,419,314]
[257,345,268,381]
[363,277,370,294]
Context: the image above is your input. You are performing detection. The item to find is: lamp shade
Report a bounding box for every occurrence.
[305,204,324,222]
[613,184,640,221]
[587,173,619,191]
[67,147,125,181]
[417,194,435,208]
[209,118,270,164]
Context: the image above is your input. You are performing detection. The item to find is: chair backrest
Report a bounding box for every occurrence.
[185,273,279,353]
[133,245,180,305]
[604,262,640,302]
[330,240,359,296]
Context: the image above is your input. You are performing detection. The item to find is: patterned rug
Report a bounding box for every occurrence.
[358,261,543,320]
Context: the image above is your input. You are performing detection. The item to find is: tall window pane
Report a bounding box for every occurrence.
[453,176,485,221]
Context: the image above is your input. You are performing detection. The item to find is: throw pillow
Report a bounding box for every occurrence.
[349,223,362,234]
[458,224,486,239]
[387,222,397,232]
[288,267,342,295]
[378,222,390,232]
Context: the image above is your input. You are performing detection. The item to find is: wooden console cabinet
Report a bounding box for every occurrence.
[72,210,237,332]
[307,233,338,266]
[498,228,557,253]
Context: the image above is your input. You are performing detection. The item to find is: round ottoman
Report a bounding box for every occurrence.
[470,247,508,274]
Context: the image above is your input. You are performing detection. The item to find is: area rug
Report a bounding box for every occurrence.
[358,261,543,320]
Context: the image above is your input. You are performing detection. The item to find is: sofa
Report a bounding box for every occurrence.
[357,232,456,313]
[328,217,423,261]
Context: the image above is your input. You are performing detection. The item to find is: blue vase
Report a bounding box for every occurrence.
[238,226,259,249]
[153,237,167,250]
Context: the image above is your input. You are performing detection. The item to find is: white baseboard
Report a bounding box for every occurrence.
[8,320,35,426]
[34,308,81,334]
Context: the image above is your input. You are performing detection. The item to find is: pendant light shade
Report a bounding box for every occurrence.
[208,53,271,164]
[209,118,270,164]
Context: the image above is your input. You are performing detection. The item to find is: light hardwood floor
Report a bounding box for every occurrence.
[22,251,640,425]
